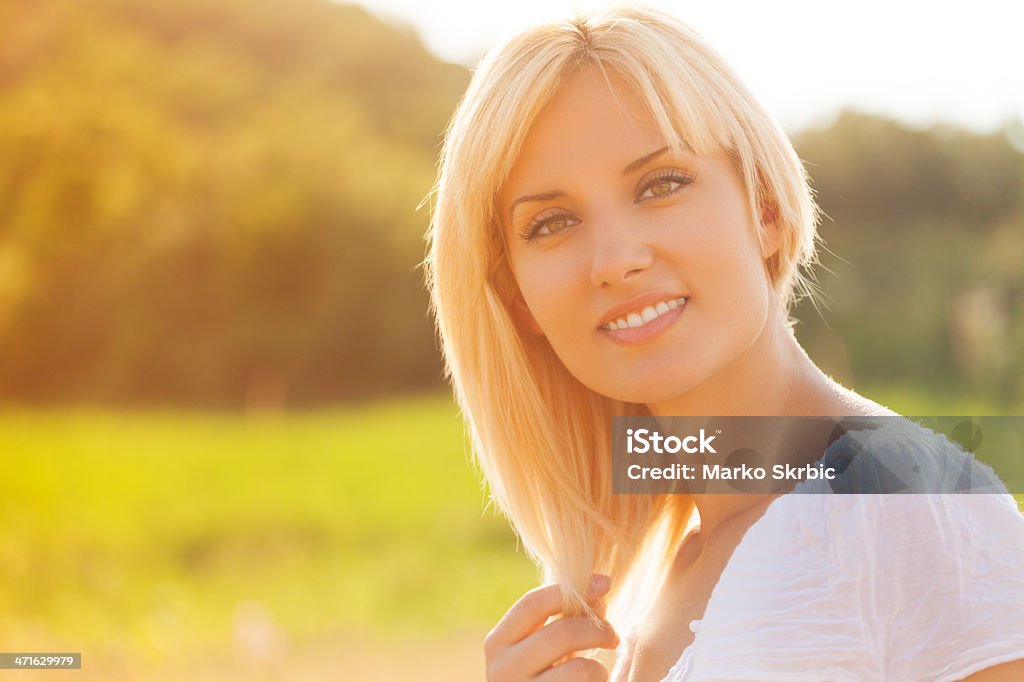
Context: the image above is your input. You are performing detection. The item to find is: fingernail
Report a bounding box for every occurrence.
[590,574,611,592]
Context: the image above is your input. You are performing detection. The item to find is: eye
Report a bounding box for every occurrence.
[635,169,696,202]
[519,208,580,241]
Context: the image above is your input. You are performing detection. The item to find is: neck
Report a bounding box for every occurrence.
[646,309,833,539]
[648,310,817,418]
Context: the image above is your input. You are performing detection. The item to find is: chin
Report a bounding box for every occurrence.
[590,370,702,407]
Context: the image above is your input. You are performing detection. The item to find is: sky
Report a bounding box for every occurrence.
[352,0,1024,135]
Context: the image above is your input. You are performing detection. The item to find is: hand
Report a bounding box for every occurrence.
[484,574,620,681]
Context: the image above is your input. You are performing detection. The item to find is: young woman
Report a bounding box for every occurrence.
[424,7,1024,681]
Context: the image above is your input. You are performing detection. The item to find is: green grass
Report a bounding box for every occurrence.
[0,393,537,665]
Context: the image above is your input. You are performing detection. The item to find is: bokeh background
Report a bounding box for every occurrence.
[0,0,1021,680]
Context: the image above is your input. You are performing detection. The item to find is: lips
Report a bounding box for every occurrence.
[601,296,688,330]
[596,290,689,330]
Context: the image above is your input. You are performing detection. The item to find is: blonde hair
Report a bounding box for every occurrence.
[423,6,820,632]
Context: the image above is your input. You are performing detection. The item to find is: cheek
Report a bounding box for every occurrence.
[512,256,580,335]
[687,190,767,278]
[662,201,772,327]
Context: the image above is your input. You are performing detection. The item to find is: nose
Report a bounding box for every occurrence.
[588,216,655,288]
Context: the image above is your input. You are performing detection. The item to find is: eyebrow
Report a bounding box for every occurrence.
[507,190,566,221]
[507,146,672,221]
[621,146,670,175]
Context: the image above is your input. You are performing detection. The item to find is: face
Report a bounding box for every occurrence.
[498,65,782,405]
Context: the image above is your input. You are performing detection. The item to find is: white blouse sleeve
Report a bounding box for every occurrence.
[867,492,1024,681]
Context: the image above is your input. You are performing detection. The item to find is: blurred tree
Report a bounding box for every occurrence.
[0,0,467,407]
[792,111,1024,405]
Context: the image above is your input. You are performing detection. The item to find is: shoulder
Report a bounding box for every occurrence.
[825,420,1024,682]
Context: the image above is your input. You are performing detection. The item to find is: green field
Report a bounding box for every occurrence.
[0,393,536,680]
[0,388,1020,680]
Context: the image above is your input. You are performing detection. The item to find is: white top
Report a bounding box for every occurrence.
[612,419,1024,681]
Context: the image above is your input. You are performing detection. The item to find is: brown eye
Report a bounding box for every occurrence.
[539,215,572,235]
[519,209,580,241]
[636,169,696,202]
[649,180,679,197]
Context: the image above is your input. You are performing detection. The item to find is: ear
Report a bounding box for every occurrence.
[512,295,545,336]
[758,202,783,260]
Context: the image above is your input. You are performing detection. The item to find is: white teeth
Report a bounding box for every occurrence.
[603,297,688,331]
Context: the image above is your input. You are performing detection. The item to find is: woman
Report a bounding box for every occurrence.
[424,7,1024,681]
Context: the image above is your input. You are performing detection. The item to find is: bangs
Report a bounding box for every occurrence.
[588,50,737,160]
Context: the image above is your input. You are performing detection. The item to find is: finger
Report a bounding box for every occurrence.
[534,656,609,682]
[488,576,611,649]
[513,616,619,676]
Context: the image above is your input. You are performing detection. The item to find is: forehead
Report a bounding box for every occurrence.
[501,65,664,197]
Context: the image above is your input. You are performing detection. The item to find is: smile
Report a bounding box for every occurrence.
[599,297,688,331]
